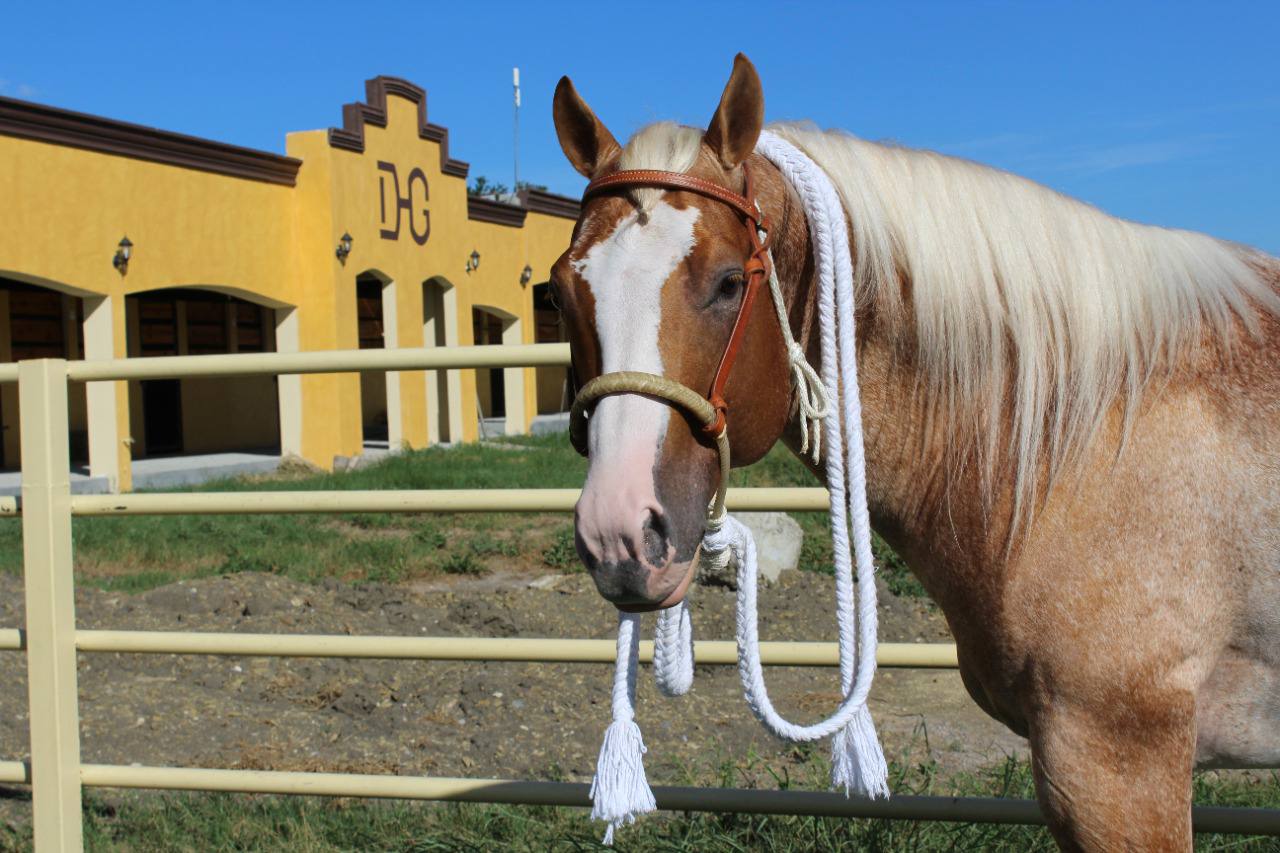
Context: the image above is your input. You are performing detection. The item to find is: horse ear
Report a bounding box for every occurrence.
[705,53,764,170]
[553,76,621,179]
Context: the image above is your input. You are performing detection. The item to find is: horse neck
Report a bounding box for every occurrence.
[768,186,1008,581]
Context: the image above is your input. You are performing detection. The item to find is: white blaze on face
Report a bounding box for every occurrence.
[572,201,701,562]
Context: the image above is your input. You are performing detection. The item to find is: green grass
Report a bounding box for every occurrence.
[0,434,590,591]
[2,757,1277,851]
[0,433,926,598]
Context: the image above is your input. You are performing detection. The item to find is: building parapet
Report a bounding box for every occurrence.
[0,95,301,186]
[327,75,469,178]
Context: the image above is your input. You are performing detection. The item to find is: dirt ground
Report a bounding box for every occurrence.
[0,566,1027,829]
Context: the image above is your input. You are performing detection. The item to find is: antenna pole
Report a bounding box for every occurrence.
[513,67,521,197]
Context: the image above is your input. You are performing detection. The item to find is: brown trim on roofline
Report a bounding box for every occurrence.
[0,95,301,187]
[467,196,527,227]
[328,76,470,178]
[519,188,581,220]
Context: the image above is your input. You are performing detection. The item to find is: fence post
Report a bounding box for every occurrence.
[20,358,84,852]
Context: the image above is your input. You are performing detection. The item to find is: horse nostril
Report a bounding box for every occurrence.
[574,527,601,573]
[640,511,671,567]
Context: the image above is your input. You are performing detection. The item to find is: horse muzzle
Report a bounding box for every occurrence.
[570,371,730,611]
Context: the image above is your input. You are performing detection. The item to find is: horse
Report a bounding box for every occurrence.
[548,53,1280,850]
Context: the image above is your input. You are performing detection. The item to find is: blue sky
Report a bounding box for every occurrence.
[5,2,1277,252]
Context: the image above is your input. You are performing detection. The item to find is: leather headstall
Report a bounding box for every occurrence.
[580,163,773,439]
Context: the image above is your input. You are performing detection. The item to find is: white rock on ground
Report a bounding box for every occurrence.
[697,511,803,588]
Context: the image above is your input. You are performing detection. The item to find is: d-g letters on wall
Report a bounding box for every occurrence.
[377,160,430,245]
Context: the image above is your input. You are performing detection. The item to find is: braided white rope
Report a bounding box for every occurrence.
[653,600,694,697]
[739,130,887,794]
[589,131,888,843]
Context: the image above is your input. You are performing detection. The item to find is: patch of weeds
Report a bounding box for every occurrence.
[412,524,447,550]
[467,538,518,558]
[351,538,411,584]
[364,557,407,585]
[219,544,269,575]
[540,527,579,571]
[439,550,484,576]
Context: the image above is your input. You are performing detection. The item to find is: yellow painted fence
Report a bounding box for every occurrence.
[0,344,1277,850]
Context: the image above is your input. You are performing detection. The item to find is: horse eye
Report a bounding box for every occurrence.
[719,273,745,299]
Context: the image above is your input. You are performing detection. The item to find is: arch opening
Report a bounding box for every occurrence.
[124,286,288,460]
[0,275,91,471]
[531,282,570,416]
[471,303,525,437]
[355,270,401,451]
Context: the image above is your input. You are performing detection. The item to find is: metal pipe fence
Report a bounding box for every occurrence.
[0,344,1275,849]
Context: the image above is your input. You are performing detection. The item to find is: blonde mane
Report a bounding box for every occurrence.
[621,121,1279,524]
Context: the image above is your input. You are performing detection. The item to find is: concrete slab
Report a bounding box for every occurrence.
[0,467,111,497]
[531,412,570,435]
[476,413,568,438]
[130,450,282,490]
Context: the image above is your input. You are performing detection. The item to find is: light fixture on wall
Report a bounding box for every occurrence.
[465,249,481,274]
[520,264,533,286]
[112,236,133,275]
[335,232,354,265]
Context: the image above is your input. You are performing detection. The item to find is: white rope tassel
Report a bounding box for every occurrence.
[590,611,656,844]
[653,600,694,697]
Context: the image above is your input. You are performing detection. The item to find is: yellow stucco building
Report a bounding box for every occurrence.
[0,76,579,491]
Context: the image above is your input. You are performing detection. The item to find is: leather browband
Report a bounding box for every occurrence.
[583,169,765,227]
[581,163,773,439]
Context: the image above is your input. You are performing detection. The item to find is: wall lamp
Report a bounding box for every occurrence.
[112,236,133,275]
[335,232,354,265]
[465,249,481,274]
[520,264,533,286]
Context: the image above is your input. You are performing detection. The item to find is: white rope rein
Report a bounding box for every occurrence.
[590,132,887,843]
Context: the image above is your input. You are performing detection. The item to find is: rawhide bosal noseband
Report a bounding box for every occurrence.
[568,163,772,519]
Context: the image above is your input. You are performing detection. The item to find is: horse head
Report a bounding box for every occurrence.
[550,55,801,611]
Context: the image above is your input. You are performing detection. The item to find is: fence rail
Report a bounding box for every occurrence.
[73,631,958,667]
[64,342,572,382]
[66,486,833,516]
[1,344,1276,849]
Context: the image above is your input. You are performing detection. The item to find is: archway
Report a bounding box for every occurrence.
[124,286,287,459]
[423,276,462,443]
[531,282,570,416]
[471,304,525,437]
[355,270,401,450]
[0,273,95,473]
